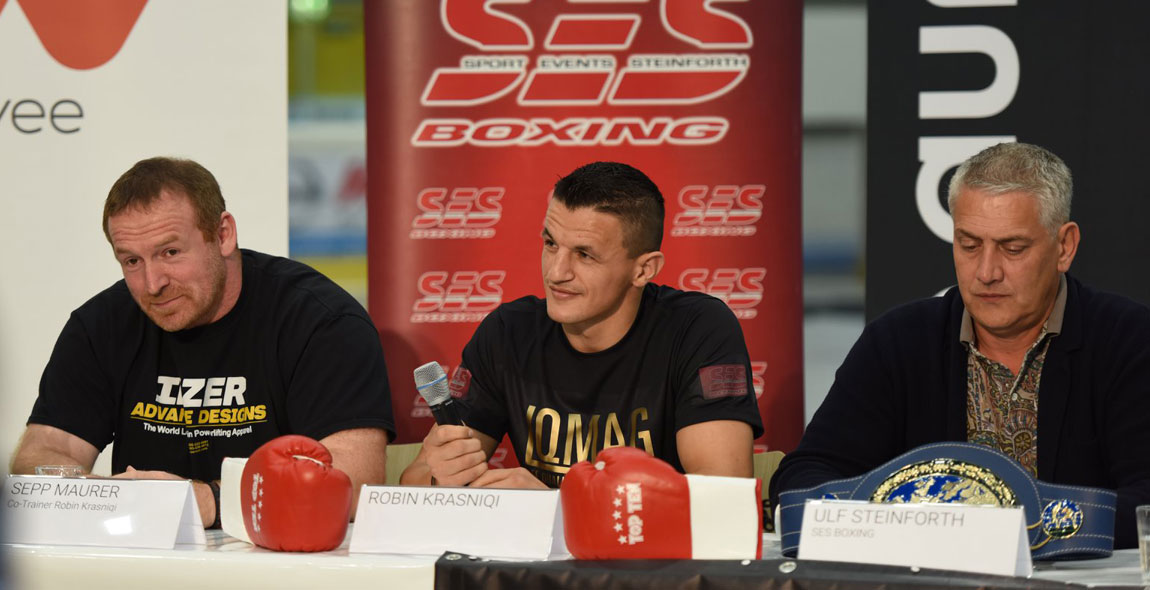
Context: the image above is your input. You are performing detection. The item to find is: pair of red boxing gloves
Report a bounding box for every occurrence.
[238,436,761,558]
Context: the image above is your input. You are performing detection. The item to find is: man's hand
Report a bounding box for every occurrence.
[423,424,490,486]
[470,467,548,490]
[111,466,183,480]
[112,467,216,528]
[400,424,496,486]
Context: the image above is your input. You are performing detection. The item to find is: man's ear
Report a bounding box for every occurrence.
[217,211,238,257]
[1056,221,1079,273]
[632,251,665,287]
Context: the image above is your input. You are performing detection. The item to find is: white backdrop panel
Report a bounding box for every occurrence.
[0,0,287,473]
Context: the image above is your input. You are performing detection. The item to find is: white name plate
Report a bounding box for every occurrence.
[798,499,1031,577]
[350,485,567,560]
[3,475,206,549]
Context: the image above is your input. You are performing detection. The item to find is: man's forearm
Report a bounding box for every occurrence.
[11,425,101,476]
[676,420,754,478]
[321,428,389,519]
[10,448,91,475]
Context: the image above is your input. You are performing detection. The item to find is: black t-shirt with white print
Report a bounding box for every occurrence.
[454,283,764,488]
[30,249,394,481]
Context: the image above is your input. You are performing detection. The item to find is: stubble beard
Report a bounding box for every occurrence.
[145,252,229,332]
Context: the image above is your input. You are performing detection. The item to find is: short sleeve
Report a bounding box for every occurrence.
[455,310,510,442]
[673,298,765,437]
[29,312,117,451]
[284,314,395,442]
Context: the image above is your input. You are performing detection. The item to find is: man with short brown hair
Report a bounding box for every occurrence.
[11,157,395,526]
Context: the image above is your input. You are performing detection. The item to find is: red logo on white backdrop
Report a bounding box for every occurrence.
[679,267,765,319]
[412,0,752,146]
[411,187,503,239]
[671,184,763,237]
[411,270,505,323]
[751,361,767,399]
[2,0,149,70]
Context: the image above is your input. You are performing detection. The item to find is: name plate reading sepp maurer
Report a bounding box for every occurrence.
[3,476,206,549]
[350,485,566,559]
[798,499,1031,577]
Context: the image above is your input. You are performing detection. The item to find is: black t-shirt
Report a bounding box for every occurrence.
[454,283,765,487]
[30,249,394,481]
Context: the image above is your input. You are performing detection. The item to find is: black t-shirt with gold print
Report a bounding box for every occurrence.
[454,283,764,488]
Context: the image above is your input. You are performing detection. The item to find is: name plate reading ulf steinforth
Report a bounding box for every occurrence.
[798,499,1031,577]
[3,476,206,549]
[350,485,566,559]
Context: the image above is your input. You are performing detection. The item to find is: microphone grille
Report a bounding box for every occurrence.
[413,361,452,406]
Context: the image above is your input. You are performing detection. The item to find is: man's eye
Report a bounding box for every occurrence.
[164,248,179,257]
[123,258,139,267]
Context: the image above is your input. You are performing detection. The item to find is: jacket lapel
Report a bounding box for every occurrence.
[946,289,969,441]
[1037,276,1083,480]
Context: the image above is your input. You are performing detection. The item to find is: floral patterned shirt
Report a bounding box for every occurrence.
[961,275,1067,475]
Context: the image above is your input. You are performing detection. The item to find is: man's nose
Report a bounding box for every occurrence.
[975,248,1003,284]
[546,251,574,283]
[143,262,169,295]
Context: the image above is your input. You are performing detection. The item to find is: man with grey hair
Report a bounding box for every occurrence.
[771,142,1150,548]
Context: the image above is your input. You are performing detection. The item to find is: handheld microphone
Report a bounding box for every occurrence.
[413,361,466,426]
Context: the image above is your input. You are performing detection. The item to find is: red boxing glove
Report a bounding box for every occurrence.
[561,447,690,559]
[560,446,762,560]
[241,435,352,552]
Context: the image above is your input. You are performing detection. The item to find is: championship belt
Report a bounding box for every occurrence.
[777,442,1116,560]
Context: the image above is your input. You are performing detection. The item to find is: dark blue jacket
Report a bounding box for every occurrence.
[771,275,1150,548]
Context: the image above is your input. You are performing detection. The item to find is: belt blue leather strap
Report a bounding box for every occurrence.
[778,442,1116,560]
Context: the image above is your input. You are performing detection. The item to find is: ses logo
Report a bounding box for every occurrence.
[411,187,503,239]
[679,267,765,319]
[411,270,505,323]
[671,184,763,237]
[413,0,753,147]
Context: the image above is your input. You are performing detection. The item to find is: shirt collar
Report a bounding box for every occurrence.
[960,273,1067,345]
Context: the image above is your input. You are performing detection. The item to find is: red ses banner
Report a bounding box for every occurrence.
[365,0,802,458]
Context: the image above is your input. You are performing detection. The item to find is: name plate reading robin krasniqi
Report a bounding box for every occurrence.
[350,485,567,559]
[798,499,1031,577]
[2,475,206,549]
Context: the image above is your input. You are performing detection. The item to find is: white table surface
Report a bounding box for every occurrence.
[6,528,437,590]
[6,530,1145,589]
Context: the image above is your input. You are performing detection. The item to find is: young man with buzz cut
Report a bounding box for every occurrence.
[402,161,764,489]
